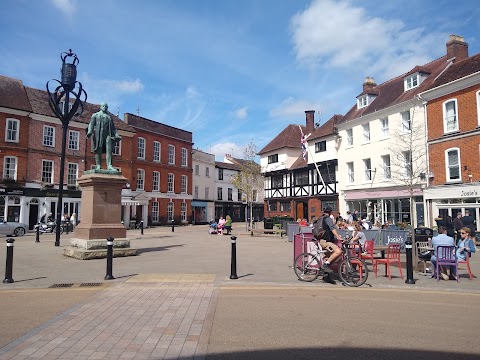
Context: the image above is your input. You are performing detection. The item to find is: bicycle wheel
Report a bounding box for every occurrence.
[293,252,321,282]
[338,257,369,287]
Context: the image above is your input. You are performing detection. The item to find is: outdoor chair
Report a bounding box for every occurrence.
[415,241,431,273]
[360,240,375,268]
[435,245,458,282]
[457,251,473,280]
[373,244,404,280]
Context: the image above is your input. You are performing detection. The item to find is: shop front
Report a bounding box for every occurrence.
[192,200,213,224]
[424,183,480,232]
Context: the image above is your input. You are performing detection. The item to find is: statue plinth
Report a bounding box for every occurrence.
[73,172,127,240]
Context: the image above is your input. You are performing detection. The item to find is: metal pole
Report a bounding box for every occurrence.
[105,237,115,280]
[171,219,175,232]
[55,93,69,247]
[140,220,144,235]
[405,234,416,284]
[230,236,238,279]
[3,238,15,283]
[35,224,40,243]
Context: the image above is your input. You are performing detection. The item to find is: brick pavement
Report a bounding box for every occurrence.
[0,275,218,360]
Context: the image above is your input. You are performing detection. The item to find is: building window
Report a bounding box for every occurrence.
[3,156,17,180]
[112,140,121,155]
[206,167,210,177]
[152,202,159,223]
[205,187,209,199]
[42,160,54,183]
[362,123,370,143]
[443,99,458,133]
[217,187,223,200]
[272,175,282,188]
[181,203,187,222]
[68,130,79,150]
[404,74,419,91]
[280,202,291,212]
[67,163,78,186]
[268,202,277,211]
[445,148,461,182]
[403,151,412,177]
[137,137,145,159]
[380,117,389,138]
[295,171,309,186]
[238,190,242,202]
[218,168,223,180]
[347,162,354,183]
[322,200,338,211]
[5,119,19,143]
[153,141,161,162]
[268,154,278,164]
[195,164,199,175]
[401,111,411,132]
[168,173,174,193]
[381,155,391,179]
[357,95,368,109]
[228,188,233,201]
[477,91,480,127]
[153,171,160,191]
[181,175,187,194]
[181,148,188,167]
[364,158,372,181]
[43,126,55,147]
[136,169,145,190]
[168,144,175,165]
[167,202,174,222]
[346,129,353,146]
[253,190,258,202]
[315,141,326,153]
[194,186,199,198]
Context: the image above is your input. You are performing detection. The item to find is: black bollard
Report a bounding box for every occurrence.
[140,220,144,235]
[3,238,15,283]
[230,236,238,279]
[171,219,175,232]
[405,234,416,284]
[104,237,115,280]
[35,224,40,243]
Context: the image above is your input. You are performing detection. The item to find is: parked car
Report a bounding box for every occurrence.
[0,221,28,237]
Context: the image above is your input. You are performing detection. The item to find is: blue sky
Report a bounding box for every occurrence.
[1,0,479,160]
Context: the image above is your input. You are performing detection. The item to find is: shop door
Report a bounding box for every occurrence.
[29,204,39,230]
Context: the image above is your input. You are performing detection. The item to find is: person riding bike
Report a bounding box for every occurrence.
[316,206,343,274]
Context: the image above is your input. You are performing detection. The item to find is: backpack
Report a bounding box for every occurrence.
[312,216,327,240]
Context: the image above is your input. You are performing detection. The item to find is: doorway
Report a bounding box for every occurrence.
[29,204,39,230]
[296,201,308,221]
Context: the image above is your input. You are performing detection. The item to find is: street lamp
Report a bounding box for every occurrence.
[46,50,87,246]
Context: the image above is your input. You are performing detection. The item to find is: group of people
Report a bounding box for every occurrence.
[208,215,233,235]
[430,225,476,280]
[40,212,77,227]
[435,210,477,243]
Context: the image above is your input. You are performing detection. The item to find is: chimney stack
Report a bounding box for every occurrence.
[305,110,315,132]
[363,76,376,93]
[446,34,468,62]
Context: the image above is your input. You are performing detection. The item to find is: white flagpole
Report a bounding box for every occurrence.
[299,125,326,189]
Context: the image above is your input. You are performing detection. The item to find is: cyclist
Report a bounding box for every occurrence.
[318,206,343,273]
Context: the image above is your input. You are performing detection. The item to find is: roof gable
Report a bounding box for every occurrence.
[258,124,304,155]
[0,75,32,112]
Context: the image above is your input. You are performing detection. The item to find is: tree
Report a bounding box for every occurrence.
[385,100,428,228]
[229,141,263,234]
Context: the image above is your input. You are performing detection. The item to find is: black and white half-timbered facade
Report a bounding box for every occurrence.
[259,111,341,221]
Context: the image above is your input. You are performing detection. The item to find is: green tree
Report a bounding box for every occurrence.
[229,141,263,234]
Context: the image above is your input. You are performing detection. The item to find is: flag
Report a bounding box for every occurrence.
[301,134,307,162]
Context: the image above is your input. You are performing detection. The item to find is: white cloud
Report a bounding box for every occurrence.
[51,0,76,17]
[269,97,319,119]
[232,106,248,119]
[113,79,144,93]
[209,142,244,160]
[290,0,446,80]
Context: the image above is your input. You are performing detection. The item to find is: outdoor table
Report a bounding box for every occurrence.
[374,245,389,258]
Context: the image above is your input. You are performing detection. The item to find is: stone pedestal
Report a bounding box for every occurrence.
[63,171,137,260]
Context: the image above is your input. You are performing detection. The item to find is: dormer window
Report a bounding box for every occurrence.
[356,94,376,109]
[404,71,428,91]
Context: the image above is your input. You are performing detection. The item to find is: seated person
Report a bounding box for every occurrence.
[224,215,233,235]
[299,218,308,226]
[217,216,226,235]
[456,227,476,262]
[431,226,455,280]
[351,224,367,253]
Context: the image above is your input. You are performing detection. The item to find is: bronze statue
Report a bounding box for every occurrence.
[86,102,122,170]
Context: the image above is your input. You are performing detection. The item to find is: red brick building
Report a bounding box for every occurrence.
[421,36,480,230]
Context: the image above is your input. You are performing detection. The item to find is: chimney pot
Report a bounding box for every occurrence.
[363,77,376,92]
[446,34,468,62]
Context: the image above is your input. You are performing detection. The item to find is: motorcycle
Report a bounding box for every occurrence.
[34,221,64,234]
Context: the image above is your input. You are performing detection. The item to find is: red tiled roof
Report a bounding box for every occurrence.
[0,75,32,112]
[339,55,448,124]
[258,124,305,154]
[124,113,192,143]
[308,115,342,141]
[25,86,134,132]
[432,53,480,87]
[215,161,242,171]
[290,155,309,170]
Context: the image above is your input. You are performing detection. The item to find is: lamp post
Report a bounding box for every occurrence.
[46,50,87,246]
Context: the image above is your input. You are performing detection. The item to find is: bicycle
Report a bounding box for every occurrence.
[293,238,369,287]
